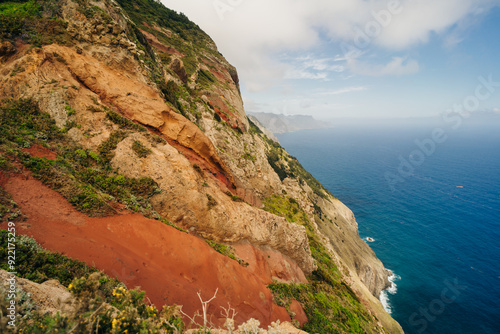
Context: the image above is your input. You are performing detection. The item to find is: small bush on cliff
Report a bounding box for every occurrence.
[115,0,203,43]
[196,69,216,88]
[205,239,248,266]
[248,117,263,135]
[263,195,307,224]
[132,140,152,158]
[105,110,146,132]
[98,130,127,163]
[160,80,184,113]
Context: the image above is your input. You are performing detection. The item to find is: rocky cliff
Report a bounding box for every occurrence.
[0,0,403,333]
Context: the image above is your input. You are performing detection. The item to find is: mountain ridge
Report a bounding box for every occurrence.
[0,0,403,333]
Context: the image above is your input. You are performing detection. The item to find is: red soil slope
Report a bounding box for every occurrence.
[0,173,290,327]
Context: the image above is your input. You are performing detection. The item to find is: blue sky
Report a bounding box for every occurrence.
[162,0,500,119]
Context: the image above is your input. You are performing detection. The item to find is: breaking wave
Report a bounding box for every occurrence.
[380,269,400,314]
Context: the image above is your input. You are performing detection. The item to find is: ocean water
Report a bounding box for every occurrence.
[277,116,500,334]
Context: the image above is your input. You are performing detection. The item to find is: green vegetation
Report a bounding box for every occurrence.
[52,51,67,64]
[132,140,152,158]
[0,186,23,222]
[225,190,243,202]
[262,137,331,199]
[206,193,217,209]
[105,110,146,132]
[0,99,161,218]
[0,229,97,285]
[161,80,183,112]
[241,152,256,162]
[0,0,71,46]
[115,0,204,43]
[64,104,75,115]
[248,117,263,135]
[0,231,184,333]
[196,68,216,88]
[268,282,375,334]
[98,130,127,163]
[262,195,379,333]
[263,196,308,224]
[77,4,112,24]
[205,239,248,266]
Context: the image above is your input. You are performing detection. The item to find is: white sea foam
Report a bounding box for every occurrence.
[379,269,400,315]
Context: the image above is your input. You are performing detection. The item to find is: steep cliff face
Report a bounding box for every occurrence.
[0,0,402,332]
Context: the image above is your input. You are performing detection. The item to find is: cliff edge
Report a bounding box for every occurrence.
[0,0,403,333]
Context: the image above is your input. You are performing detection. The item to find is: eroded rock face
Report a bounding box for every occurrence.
[0,0,403,331]
[314,196,390,297]
[111,134,316,276]
[170,58,188,83]
[0,176,292,328]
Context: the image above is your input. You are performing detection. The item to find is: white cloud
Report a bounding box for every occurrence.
[284,70,328,80]
[347,57,420,76]
[283,56,345,80]
[318,86,368,95]
[162,0,499,88]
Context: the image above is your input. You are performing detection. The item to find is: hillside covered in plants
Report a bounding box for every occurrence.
[0,0,403,333]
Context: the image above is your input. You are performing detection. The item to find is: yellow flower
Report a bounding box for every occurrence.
[68,284,73,290]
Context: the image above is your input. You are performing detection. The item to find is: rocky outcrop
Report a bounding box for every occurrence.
[110,134,315,276]
[0,0,403,332]
[0,270,77,316]
[170,58,188,83]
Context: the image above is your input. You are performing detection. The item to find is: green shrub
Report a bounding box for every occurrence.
[264,140,331,199]
[206,193,216,209]
[241,152,256,162]
[0,0,71,46]
[160,80,183,112]
[0,230,96,285]
[225,190,243,202]
[0,186,23,222]
[262,195,308,224]
[77,4,112,24]
[268,282,374,334]
[106,110,146,132]
[64,104,75,115]
[132,140,152,158]
[196,69,216,88]
[98,130,127,162]
[205,239,247,266]
[53,51,67,64]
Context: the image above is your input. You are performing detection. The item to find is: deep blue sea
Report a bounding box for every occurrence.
[277,115,500,334]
